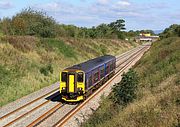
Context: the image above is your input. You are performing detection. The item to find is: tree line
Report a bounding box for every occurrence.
[0,8,158,39]
[0,8,127,39]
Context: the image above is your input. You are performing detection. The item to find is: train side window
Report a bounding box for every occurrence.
[94,72,99,83]
[88,75,92,86]
[110,63,113,71]
[100,68,104,79]
[77,72,84,82]
[114,61,116,69]
[61,72,67,82]
[105,64,109,75]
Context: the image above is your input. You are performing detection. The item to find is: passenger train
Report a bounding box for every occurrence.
[59,55,116,102]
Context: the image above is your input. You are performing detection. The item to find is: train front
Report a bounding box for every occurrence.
[59,69,85,102]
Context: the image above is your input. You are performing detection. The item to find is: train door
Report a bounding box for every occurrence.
[68,74,75,93]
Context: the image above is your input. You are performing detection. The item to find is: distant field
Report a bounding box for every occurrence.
[0,35,137,107]
[82,37,180,127]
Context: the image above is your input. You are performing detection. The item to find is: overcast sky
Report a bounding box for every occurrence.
[0,0,180,31]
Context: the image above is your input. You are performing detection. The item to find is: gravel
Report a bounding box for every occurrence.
[0,82,59,118]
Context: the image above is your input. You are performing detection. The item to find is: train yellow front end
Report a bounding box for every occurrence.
[60,69,85,102]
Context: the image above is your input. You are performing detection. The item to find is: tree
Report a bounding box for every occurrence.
[160,24,180,38]
[12,17,27,35]
[11,8,56,37]
[1,18,12,35]
[108,19,126,39]
[175,25,180,37]
[108,19,125,32]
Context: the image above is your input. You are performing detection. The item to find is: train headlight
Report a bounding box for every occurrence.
[62,87,66,90]
[78,88,83,95]
[78,88,83,91]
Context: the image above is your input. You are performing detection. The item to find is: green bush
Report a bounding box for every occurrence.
[40,64,53,76]
[112,69,139,106]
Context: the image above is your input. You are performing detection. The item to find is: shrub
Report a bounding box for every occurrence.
[40,64,53,76]
[112,69,139,106]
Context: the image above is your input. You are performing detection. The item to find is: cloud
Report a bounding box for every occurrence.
[117,1,131,6]
[0,1,13,9]
[31,0,179,30]
[32,0,144,27]
[97,0,111,5]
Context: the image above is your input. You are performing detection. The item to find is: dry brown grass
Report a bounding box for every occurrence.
[1,35,38,52]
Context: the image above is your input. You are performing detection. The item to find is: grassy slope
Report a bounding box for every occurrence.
[82,37,180,127]
[0,35,137,107]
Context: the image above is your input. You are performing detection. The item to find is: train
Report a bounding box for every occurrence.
[59,55,116,102]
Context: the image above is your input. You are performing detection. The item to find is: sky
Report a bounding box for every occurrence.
[0,0,180,31]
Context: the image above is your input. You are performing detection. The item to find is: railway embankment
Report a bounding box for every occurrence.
[82,37,180,127]
[0,36,138,107]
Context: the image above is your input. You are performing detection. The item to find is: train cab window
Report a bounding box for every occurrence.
[77,72,84,82]
[61,72,67,82]
[88,75,92,86]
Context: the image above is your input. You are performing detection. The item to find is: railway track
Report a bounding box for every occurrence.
[0,44,150,127]
[115,46,141,61]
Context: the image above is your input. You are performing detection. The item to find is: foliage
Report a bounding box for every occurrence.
[112,69,139,106]
[0,9,127,39]
[55,19,126,39]
[0,18,12,35]
[82,96,118,127]
[0,8,56,37]
[135,37,180,87]
[160,24,180,38]
[108,19,125,32]
[41,38,77,58]
[40,64,53,76]
[0,8,160,40]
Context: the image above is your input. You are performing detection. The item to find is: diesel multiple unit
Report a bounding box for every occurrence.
[59,55,116,102]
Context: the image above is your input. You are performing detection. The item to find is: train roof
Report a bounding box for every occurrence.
[65,55,116,73]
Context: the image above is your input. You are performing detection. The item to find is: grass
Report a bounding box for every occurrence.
[40,38,77,58]
[82,37,180,127]
[0,35,136,107]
